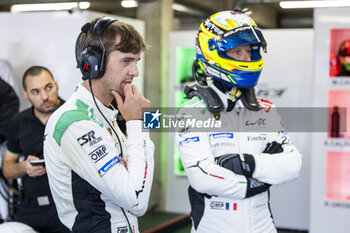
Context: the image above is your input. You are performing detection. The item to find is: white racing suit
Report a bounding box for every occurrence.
[176,85,302,233]
[44,84,154,233]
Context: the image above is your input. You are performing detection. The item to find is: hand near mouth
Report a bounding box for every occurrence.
[112,84,150,121]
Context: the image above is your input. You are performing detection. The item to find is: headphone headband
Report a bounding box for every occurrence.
[76,17,118,80]
[91,17,117,36]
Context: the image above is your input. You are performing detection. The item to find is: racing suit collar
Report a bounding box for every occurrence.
[75,83,118,120]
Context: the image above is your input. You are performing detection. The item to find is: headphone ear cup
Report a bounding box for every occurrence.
[79,46,105,80]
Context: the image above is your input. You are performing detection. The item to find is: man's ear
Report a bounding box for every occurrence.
[23,90,29,101]
[55,80,59,89]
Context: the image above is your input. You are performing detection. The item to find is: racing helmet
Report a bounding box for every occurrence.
[338,40,350,71]
[195,10,267,88]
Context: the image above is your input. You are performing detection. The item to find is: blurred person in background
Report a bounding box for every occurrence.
[3,66,69,233]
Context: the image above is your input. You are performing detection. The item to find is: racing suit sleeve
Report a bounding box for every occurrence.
[251,107,302,185]
[176,131,247,199]
[60,119,154,216]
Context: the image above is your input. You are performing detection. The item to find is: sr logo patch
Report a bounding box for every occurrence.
[77,130,102,146]
[89,145,108,163]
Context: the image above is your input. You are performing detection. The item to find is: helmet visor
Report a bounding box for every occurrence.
[209,27,266,55]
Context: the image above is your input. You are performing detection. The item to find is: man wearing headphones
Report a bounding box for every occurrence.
[44,18,154,233]
[176,10,302,233]
[3,66,69,233]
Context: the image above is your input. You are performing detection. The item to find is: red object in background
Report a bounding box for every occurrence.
[330,106,340,138]
[329,52,341,77]
[325,151,350,202]
[328,90,350,139]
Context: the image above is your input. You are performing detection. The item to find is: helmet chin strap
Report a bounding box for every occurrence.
[227,87,241,111]
[213,80,260,112]
[229,87,242,100]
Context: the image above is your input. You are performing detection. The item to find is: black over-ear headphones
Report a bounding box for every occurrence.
[75,17,118,80]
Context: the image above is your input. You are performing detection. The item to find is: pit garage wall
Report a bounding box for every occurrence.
[0,11,145,111]
[310,8,350,233]
[166,29,313,230]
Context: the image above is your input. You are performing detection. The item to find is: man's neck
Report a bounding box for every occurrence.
[82,81,112,107]
[33,108,52,125]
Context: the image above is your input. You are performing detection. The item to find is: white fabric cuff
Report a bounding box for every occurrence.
[126,120,150,141]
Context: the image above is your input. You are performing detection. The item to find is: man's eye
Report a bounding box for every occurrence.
[31,90,39,95]
[46,85,52,91]
[233,50,241,55]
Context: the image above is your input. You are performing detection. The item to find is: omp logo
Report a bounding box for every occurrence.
[77,130,102,146]
[116,226,128,233]
[89,145,108,163]
[97,155,120,177]
[210,202,237,211]
[210,201,225,210]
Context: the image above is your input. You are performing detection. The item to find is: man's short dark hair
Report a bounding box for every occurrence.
[76,18,149,64]
[22,66,54,91]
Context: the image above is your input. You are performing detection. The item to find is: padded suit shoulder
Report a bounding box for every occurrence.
[53,99,103,146]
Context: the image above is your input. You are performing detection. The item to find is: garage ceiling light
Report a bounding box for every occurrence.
[121,0,138,8]
[280,0,350,9]
[11,2,90,13]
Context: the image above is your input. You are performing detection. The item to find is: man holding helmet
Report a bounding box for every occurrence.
[176,10,302,233]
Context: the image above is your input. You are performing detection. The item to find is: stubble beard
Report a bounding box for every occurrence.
[36,100,59,114]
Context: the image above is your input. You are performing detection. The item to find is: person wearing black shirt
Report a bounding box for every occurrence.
[3,66,69,233]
